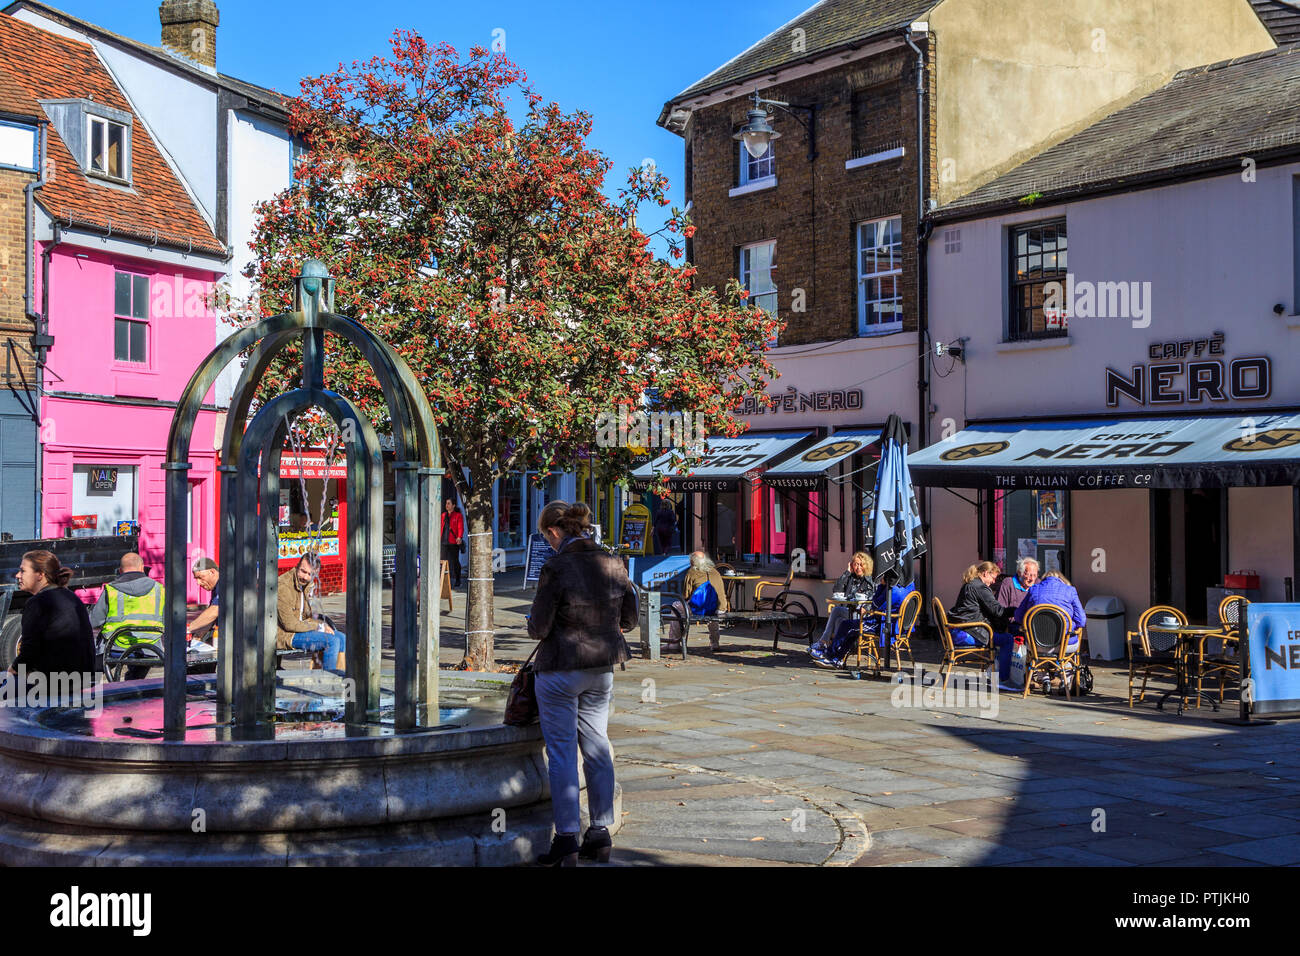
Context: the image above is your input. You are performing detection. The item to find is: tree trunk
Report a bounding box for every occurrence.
[461,470,496,670]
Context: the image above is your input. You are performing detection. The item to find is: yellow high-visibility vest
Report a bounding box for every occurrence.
[100,582,165,647]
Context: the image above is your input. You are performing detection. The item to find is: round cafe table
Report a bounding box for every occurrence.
[720,572,761,611]
[1146,624,1226,715]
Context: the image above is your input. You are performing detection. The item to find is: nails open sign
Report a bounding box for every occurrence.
[89,467,118,491]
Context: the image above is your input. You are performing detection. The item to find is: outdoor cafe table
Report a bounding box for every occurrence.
[719,572,761,611]
[825,595,887,676]
[1145,623,1226,716]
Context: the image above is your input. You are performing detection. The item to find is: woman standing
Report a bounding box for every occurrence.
[527,501,638,866]
[442,498,465,588]
[8,551,95,680]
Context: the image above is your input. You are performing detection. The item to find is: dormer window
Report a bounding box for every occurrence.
[88,115,126,179]
[39,98,133,185]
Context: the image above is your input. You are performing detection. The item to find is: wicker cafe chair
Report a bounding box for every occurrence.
[751,563,818,650]
[713,563,736,607]
[931,597,996,692]
[1127,605,1187,708]
[1195,595,1249,708]
[753,564,796,611]
[1021,604,1083,699]
[862,589,922,671]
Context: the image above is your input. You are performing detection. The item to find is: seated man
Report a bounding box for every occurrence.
[277,553,346,672]
[997,557,1039,612]
[665,551,729,651]
[809,552,874,667]
[88,551,165,679]
[186,557,221,646]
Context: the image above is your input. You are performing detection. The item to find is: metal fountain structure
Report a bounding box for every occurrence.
[163,259,443,737]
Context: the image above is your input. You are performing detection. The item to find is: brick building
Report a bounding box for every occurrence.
[653,0,1292,598]
[0,73,40,536]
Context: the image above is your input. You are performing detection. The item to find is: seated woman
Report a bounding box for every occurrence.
[809,552,874,666]
[664,552,730,651]
[1012,570,1086,636]
[948,561,1017,682]
[8,550,95,685]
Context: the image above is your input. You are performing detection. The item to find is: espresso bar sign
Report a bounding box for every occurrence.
[735,387,865,417]
[1105,331,1271,407]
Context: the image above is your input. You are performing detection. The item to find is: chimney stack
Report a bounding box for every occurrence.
[159,0,219,69]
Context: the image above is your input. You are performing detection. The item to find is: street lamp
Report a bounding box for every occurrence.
[733,90,818,162]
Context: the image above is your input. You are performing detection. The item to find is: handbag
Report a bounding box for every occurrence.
[504,644,540,726]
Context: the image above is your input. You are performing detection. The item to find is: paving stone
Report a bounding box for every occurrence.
[1190,813,1300,838]
[1212,834,1300,864]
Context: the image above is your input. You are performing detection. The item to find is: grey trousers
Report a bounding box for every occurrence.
[536,666,616,836]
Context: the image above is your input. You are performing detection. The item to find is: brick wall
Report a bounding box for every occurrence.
[685,41,935,347]
[0,169,37,385]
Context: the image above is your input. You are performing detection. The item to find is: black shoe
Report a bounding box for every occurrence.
[579,826,612,863]
[536,833,579,867]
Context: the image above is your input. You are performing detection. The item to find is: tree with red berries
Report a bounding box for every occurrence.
[244,32,778,668]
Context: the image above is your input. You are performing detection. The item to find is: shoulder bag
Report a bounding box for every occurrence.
[504,643,541,726]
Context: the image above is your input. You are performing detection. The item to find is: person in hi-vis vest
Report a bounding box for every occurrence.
[88,552,165,679]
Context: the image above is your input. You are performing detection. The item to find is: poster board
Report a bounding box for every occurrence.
[619,503,651,555]
[524,532,558,586]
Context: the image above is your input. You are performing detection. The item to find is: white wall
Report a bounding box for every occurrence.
[928,163,1300,420]
[93,43,219,223]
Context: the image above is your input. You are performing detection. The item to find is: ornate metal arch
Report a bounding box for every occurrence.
[162,261,442,739]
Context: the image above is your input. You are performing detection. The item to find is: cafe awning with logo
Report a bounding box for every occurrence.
[908,413,1300,490]
[763,429,880,490]
[630,431,814,491]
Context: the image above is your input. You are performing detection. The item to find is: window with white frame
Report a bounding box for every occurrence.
[738,140,775,186]
[87,114,127,179]
[857,216,903,334]
[739,241,777,316]
[113,270,149,364]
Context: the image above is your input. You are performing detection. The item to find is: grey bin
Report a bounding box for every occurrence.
[1084,595,1127,661]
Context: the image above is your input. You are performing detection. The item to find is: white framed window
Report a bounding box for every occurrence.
[738,141,775,186]
[739,240,777,316]
[856,216,903,335]
[87,114,127,179]
[113,270,149,364]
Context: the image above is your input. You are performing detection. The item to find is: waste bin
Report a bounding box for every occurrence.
[1084,595,1126,660]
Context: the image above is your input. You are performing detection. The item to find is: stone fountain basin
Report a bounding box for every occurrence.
[0,672,619,866]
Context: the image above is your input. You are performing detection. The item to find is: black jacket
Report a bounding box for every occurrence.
[15,586,95,676]
[833,570,874,602]
[528,537,638,672]
[948,580,1013,632]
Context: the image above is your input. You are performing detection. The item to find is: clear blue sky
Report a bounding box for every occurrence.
[44,0,805,254]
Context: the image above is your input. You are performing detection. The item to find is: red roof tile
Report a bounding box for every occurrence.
[0,14,225,257]
[0,69,37,117]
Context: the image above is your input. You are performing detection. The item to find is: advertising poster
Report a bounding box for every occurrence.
[1246,603,1300,716]
[1036,491,1065,547]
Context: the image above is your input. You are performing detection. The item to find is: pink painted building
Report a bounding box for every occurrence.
[2,15,229,603]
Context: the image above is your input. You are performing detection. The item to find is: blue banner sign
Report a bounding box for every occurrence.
[626,555,691,591]
[1246,603,1300,716]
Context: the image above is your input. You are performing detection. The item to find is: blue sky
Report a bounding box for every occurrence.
[43,0,805,253]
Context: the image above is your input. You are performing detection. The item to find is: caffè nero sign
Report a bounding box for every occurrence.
[1105,331,1270,408]
[734,387,865,417]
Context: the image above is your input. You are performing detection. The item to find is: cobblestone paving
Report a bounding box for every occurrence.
[320,574,1300,867]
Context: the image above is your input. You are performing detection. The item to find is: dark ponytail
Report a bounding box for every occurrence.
[23,550,73,588]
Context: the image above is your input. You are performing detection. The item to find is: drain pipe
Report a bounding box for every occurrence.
[23,121,50,539]
[905,24,934,607]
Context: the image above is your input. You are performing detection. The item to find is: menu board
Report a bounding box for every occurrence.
[278,532,339,561]
[619,504,651,555]
[524,532,558,585]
